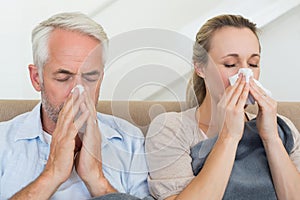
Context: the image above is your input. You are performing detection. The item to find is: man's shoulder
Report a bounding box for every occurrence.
[0,112,32,151]
[0,102,40,132]
[0,112,31,131]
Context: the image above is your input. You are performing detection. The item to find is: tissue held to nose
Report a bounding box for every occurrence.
[228,68,253,84]
[71,84,86,134]
[71,84,84,94]
[228,68,272,104]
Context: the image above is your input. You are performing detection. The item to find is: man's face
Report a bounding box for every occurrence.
[41,29,104,123]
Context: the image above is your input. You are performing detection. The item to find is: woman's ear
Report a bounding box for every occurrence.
[28,64,42,92]
[194,62,205,78]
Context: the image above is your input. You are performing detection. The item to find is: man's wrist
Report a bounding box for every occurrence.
[84,174,117,197]
[10,170,62,200]
[39,169,64,190]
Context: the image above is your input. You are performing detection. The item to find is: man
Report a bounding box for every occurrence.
[0,12,149,199]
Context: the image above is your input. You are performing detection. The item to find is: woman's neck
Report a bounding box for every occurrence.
[196,95,219,137]
[197,97,213,125]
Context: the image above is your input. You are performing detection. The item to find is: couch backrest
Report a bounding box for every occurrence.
[0,100,299,135]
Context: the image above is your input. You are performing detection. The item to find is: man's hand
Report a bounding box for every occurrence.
[75,90,117,197]
[43,89,89,185]
[10,89,89,199]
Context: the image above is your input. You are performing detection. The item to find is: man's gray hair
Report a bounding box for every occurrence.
[32,12,108,82]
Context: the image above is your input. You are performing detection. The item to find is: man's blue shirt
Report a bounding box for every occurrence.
[0,103,149,199]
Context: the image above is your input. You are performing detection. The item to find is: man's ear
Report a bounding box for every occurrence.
[28,64,42,92]
[194,62,205,78]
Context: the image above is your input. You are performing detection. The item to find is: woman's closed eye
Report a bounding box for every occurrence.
[223,63,259,68]
[249,63,259,67]
[224,63,236,68]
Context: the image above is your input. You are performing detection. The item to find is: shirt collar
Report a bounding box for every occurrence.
[14,102,44,142]
[13,103,124,143]
[97,113,123,141]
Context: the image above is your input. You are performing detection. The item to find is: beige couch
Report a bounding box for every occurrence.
[0,100,299,135]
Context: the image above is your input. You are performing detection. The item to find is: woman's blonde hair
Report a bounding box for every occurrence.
[187,14,260,108]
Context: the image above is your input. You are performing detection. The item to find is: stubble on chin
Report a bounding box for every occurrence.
[41,84,100,124]
[41,87,64,124]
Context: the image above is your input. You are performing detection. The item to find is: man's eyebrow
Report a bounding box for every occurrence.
[53,69,76,75]
[82,70,101,76]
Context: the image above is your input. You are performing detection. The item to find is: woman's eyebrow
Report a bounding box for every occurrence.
[250,54,260,58]
[221,53,260,59]
[221,53,239,58]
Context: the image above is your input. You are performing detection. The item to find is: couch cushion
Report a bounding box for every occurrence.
[0,100,299,135]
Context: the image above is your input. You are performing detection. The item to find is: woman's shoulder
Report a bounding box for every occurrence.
[277,114,300,146]
[151,106,197,124]
[146,107,199,146]
[277,114,300,171]
[277,114,299,133]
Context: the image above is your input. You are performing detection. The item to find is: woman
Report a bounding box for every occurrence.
[145,14,300,200]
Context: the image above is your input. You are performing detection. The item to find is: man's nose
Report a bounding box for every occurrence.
[71,74,83,91]
[75,74,83,85]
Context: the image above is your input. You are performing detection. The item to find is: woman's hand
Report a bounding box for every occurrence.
[217,75,249,142]
[249,78,278,142]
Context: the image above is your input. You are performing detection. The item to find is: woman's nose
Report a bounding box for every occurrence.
[241,61,250,69]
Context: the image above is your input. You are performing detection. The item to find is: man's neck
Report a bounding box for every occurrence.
[40,107,56,135]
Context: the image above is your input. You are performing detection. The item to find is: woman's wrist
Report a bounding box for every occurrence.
[218,129,242,145]
[262,135,282,150]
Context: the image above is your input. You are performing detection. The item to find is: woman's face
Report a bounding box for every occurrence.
[203,26,261,101]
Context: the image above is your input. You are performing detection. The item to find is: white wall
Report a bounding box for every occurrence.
[259,4,300,101]
[143,5,300,102]
[0,1,299,101]
[0,0,98,100]
[0,1,33,99]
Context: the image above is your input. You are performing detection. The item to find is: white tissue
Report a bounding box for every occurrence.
[71,84,84,94]
[228,68,272,104]
[71,84,86,133]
